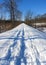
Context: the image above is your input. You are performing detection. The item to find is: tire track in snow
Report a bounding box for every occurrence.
[0,23,46,65]
[0,30,22,65]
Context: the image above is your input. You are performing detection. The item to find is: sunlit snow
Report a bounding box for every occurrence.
[0,23,46,65]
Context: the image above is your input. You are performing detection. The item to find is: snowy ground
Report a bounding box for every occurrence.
[0,23,46,65]
[43,28,46,33]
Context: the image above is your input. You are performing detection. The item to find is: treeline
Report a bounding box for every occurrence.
[0,13,46,33]
[0,14,46,32]
[24,12,46,28]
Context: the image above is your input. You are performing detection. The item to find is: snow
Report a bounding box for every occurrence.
[0,23,46,65]
[43,28,46,33]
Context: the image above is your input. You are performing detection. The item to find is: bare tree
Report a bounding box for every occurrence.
[3,0,16,21]
[0,2,7,20]
[0,4,3,20]
[15,10,22,21]
[25,10,33,21]
[3,0,22,24]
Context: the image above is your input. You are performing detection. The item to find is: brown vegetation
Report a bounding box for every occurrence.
[0,20,21,33]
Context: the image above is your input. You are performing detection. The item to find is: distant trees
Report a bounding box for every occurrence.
[25,10,33,21]
[15,10,22,21]
[24,10,33,26]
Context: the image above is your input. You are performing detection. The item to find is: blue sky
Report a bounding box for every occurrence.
[19,0,46,19]
[0,0,46,20]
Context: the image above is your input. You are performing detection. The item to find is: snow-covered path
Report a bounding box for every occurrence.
[0,23,46,65]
